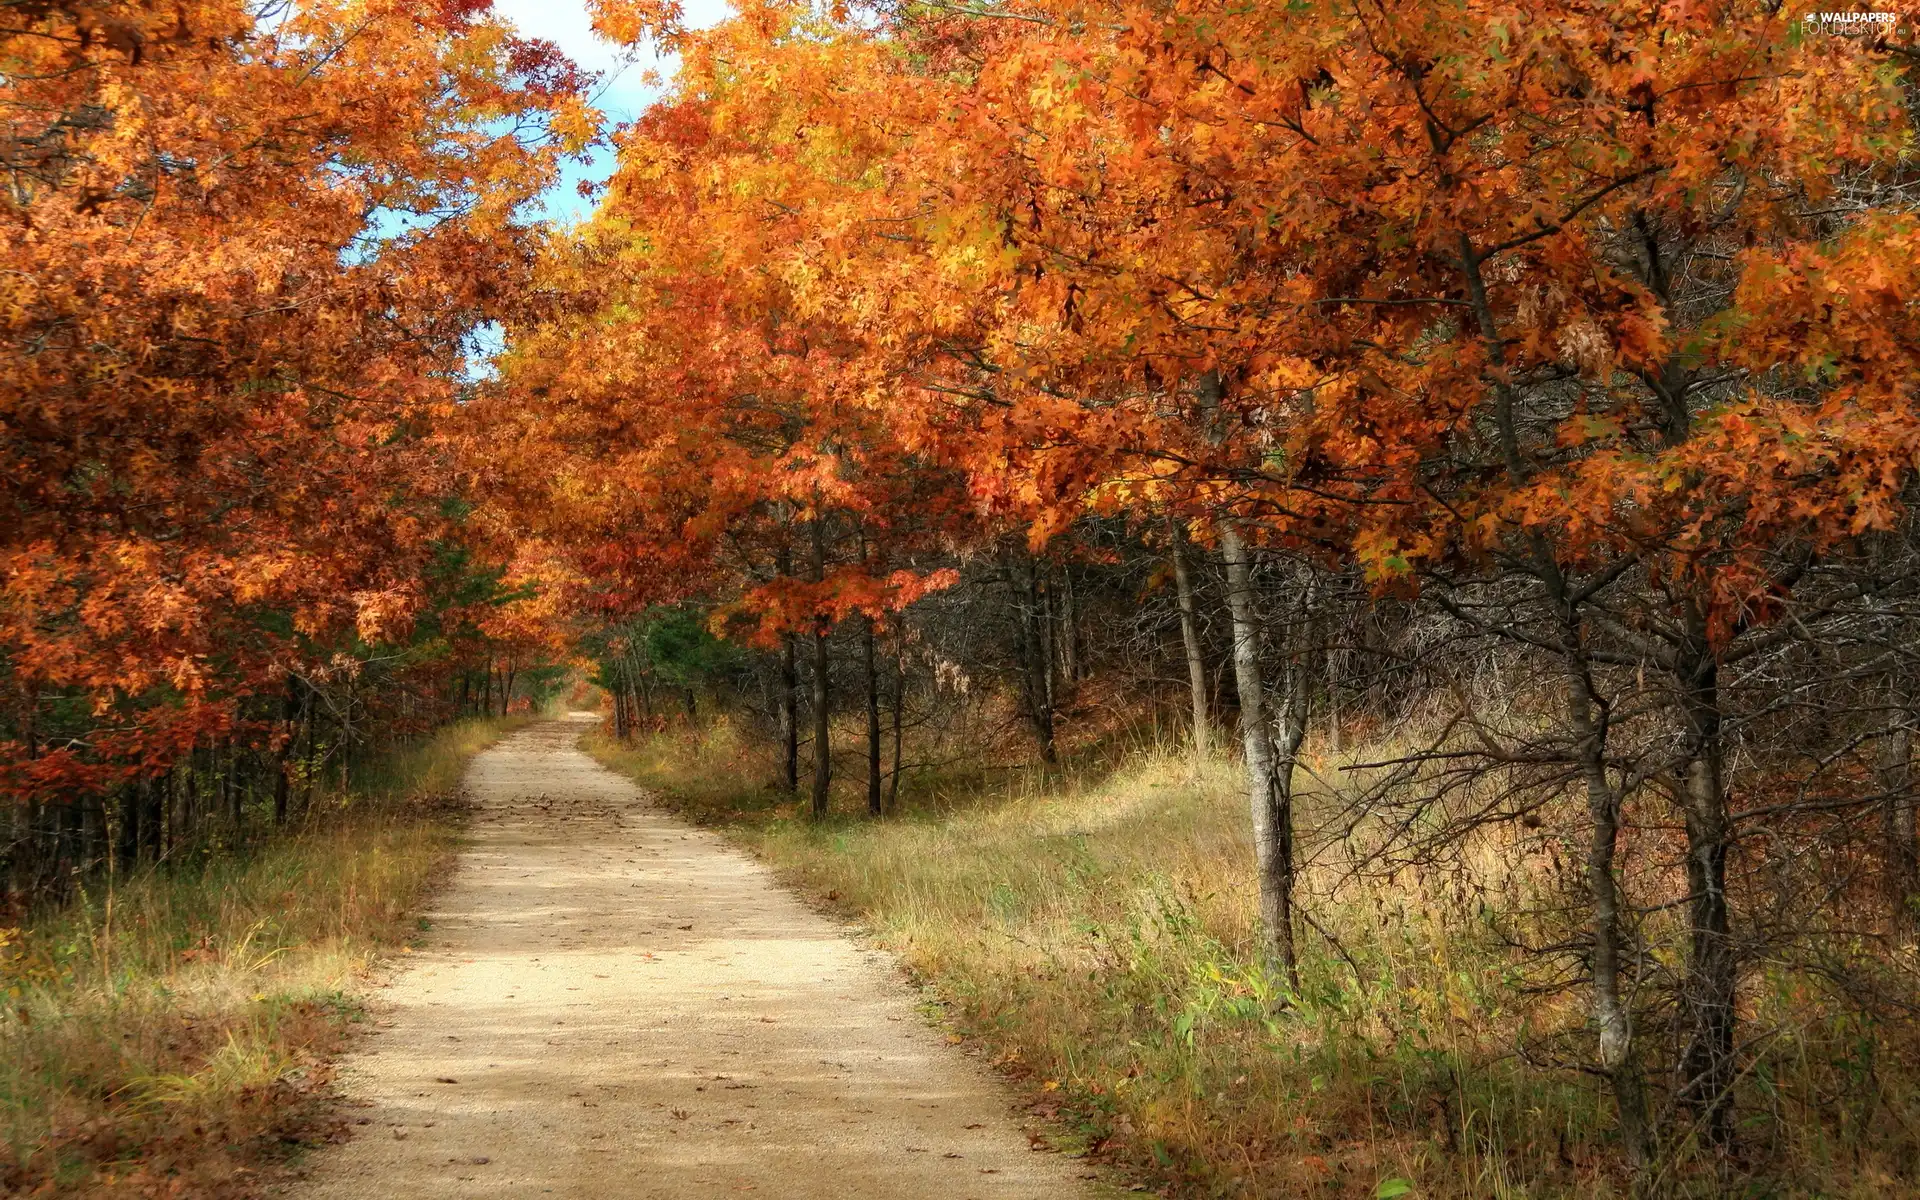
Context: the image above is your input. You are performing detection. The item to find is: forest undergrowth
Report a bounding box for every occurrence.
[0,716,529,1196]
[589,716,1920,1199]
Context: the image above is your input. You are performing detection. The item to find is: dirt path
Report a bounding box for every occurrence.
[287,716,1102,1199]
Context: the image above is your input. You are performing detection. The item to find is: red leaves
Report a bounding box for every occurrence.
[433,0,494,28]
[506,37,601,101]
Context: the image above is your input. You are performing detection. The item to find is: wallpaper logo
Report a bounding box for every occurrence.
[1803,10,1898,30]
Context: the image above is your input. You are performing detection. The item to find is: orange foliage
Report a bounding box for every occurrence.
[2,0,590,804]
[481,0,1916,649]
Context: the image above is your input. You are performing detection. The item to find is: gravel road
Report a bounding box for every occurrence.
[286,715,1102,1199]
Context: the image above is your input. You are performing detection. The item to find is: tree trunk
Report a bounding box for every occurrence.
[1218,518,1298,986]
[276,680,298,825]
[1009,550,1057,763]
[776,542,800,794]
[118,783,142,873]
[182,757,199,851]
[1564,648,1652,1166]
[142,769,166,863]
[224,737,242,834]
[1058,566,1080,683]
[810,520,832,819]
[889,635,905,811]
[80,796,103,879]
[810,628,831,817]
[1325,631,1343,756]
[865,617,883,817]
[161,769,175,861]
[1881,705,1918,938]
[1271,633,1310,983]
[301,687,320,813]
[1039,569,1056,721]
[1674,624,1737,1146]
[781,636,800,793]
[1168,516,1210,772]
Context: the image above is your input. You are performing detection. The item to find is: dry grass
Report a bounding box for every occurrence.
[0,715,529,1196]
[588,715,1920,1199]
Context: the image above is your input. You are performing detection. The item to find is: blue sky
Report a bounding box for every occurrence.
[492,0,735,223]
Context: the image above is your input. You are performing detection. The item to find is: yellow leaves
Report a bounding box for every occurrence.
[588,0,686,50]
[551,96,604,155]
[1352,526,1420,590]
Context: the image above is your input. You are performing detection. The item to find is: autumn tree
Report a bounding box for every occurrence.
[1,0,593,900]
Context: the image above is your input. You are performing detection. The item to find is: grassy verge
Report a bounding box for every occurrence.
[587,717,1920,1200]
[0,715,530,1196]
[587,719,1472,1197]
